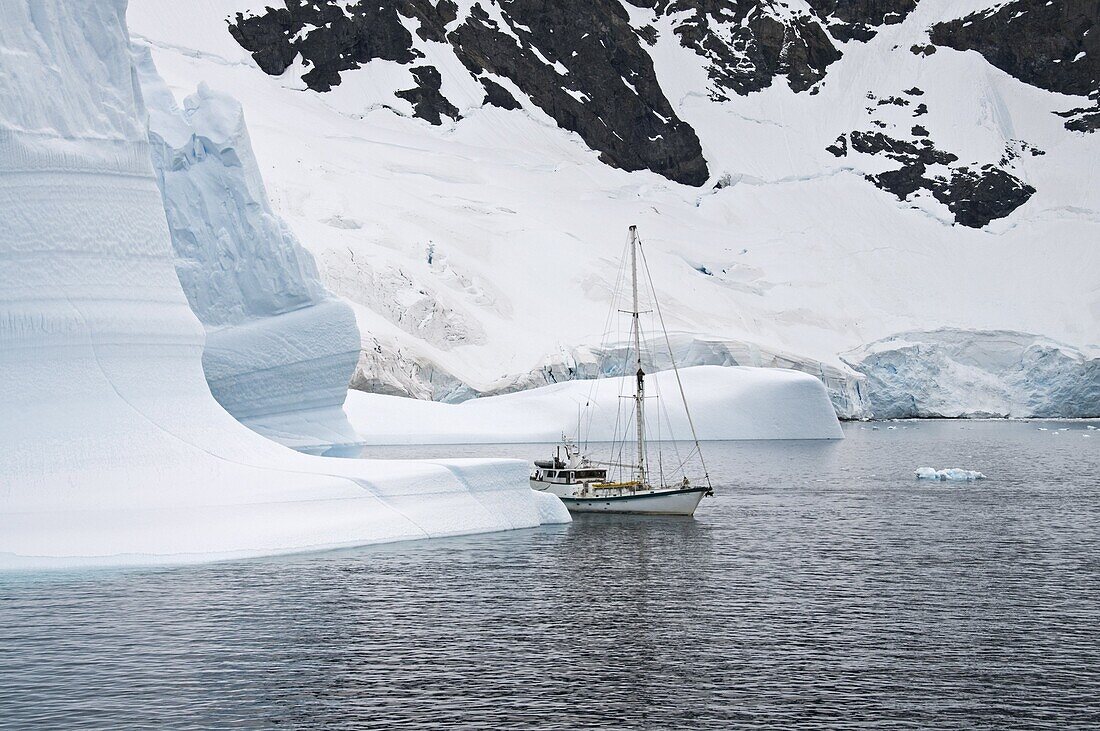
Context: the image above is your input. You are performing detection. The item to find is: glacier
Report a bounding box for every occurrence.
[135,46,362,455]
[0,0,568,569]
[843,330,1100,419]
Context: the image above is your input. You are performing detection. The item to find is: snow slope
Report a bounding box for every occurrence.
[346,365,843,444]
[126,0,1099,418]
[0,0,567,569]
[136,47,363,454]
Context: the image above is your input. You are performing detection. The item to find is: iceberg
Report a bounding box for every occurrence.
[346,365,844,444]
[135,47,362,456]
[0,0,567,569]
[915,468,987,481]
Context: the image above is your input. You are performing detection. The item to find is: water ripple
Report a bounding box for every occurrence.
[1,421,1098,729]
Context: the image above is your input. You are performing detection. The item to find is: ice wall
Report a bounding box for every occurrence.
[843,330,1100,419]
[135,48,361,455]
[0,0,567,568]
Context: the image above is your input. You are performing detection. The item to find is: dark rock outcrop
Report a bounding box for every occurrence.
[806,0,918,42]
[838,129,1034,228]
[937,166,1036,229]
[229,0,709,186]
[450,0,709,185]
[826,134,848,157]
[397,66,461,125]
[931,0,1100,132]
[229,2,422,92]
[1059,105,1100,131]
[637,0,842,97]
[480,78,520,110]
[931,0,1098,97]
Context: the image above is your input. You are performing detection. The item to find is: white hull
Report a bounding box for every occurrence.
[530,481,707,516]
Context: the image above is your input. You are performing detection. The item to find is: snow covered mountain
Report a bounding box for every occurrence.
[128,0,1099,418]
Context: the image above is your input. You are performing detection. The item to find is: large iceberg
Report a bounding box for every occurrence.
[347,365,843,444]
[0,0,567,568]
[135,47,362,455]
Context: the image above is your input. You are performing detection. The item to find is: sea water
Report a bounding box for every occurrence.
[1,421,1097,728]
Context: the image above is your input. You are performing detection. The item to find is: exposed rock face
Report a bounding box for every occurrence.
[396,65,461,125]
[1059,105,1100,131]
[480,77,520,110]
[931,0,1100,132]
[830,90,1038,228]
[635,0,842,97]
[230,0,709,185]
[226,0,933,185]
[806,0,917,42]
[841,129,1036,229]
[229,1,423,91]
[227,1,1082,225]
[931,0,1099,96]
[449,0,709,185]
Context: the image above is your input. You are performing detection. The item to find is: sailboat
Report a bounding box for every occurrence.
[529,225,714,515]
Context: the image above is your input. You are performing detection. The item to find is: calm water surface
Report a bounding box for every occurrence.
[2,421,1098,729]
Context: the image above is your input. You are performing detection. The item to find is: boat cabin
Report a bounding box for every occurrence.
[531,460,607,485]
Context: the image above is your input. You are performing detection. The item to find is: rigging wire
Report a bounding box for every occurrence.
[586,236,632,462]
[637,233,714,493]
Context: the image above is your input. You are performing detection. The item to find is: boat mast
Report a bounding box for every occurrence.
[635,231,714,495]
[629,225,647,487]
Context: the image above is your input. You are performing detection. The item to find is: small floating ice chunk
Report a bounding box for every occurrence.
[915,467,986,481]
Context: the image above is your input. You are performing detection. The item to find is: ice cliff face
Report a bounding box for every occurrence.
[0,0,568,567]
[135,48,361,454]
[843,330,1100,419]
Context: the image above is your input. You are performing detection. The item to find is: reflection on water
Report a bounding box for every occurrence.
[1,421,1098,728]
